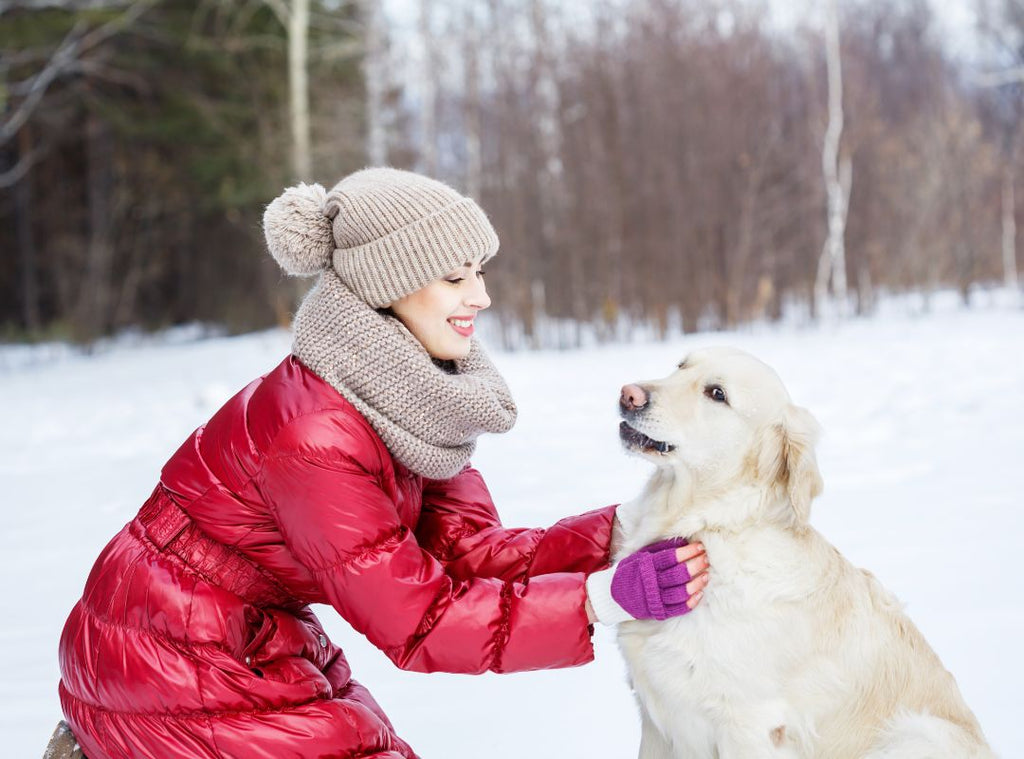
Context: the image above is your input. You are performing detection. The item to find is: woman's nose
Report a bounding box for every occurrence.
[466,276,491,311]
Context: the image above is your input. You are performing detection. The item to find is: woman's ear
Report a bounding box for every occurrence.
[754,404,824,525]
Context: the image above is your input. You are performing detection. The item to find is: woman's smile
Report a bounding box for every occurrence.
[448,315,476,337]
[389,259,490,359]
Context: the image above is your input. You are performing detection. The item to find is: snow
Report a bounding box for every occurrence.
[2,292,1022,757]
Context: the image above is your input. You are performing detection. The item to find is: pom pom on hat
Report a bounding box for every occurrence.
[263,182,334,276]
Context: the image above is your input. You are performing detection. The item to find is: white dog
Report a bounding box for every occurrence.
[613,347,993,758]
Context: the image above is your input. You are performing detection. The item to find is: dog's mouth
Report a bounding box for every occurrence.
[619,422,676,454]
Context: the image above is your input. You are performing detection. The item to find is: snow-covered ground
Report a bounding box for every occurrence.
[2,291,1022,757]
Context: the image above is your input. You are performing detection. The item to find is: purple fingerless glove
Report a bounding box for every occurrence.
[610,537,692,620]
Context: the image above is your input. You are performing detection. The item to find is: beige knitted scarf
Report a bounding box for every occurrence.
[292,271,518,479]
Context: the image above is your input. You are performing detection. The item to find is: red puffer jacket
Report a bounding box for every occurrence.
[59,355,616,759]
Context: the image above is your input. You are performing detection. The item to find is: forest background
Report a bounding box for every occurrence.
[2,0,1023,349]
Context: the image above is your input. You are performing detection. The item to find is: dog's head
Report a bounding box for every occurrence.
[619,347,823,527]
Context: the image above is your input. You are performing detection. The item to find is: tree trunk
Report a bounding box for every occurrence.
[1002,163,1019,290]
[815,0,850,319]
[418,0,439,175]
[15,124,41,333]
[362,0,388,166]
[288,0,311,179]
[462,0,482,199]
[528,0,562,242]
[77,111,115,342]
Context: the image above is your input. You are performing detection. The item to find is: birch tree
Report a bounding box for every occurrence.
[815,0,851,319]
[417,0,440,175]
[974,84,1022,294]
[460,0,483,199]
[360,0,388,166]
[1002,161,1020,290]
[977,2,1024,297]
[260,0,312,179]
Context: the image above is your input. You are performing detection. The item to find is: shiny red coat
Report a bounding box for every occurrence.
[59,356,616,759]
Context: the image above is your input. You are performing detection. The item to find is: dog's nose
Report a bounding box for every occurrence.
[620,383,648,412]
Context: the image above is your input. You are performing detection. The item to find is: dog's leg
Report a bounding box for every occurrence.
[638,704,679,759]
[863,713,995,759]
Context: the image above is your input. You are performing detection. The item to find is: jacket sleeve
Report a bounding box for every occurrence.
[416,466,617,582]
[258,412,596,675]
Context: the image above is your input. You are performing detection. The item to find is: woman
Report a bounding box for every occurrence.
[56,168,709,758]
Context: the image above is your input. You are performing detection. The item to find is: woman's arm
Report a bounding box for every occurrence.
[258,414,597,675]
[416,465,617,582]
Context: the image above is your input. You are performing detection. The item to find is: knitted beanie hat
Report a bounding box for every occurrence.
[261,168,516,479]
[263,167,499,307]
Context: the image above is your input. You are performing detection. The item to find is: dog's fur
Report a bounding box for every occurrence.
[614,347,993,758]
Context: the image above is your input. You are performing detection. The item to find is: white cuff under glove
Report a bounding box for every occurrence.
[586,566,636,625]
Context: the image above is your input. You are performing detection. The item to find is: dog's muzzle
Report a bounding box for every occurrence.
[619,421,675,454]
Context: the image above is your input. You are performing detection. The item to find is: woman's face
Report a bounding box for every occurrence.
[389,258,491,360]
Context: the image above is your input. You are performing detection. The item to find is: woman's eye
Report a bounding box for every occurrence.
[477,269,486,278]
[704,385,728,404]
[445,277,464,285]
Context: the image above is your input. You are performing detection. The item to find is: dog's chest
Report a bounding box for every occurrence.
[617,533,820,755]
[619,545,811,683]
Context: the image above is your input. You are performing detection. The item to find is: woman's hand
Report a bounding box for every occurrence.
[585,538,710,624]
[673,541,711,610]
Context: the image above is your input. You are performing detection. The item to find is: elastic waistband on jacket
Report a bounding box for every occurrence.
[137,485,289,607]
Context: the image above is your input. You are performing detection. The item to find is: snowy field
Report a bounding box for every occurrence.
[2,291,1022,757]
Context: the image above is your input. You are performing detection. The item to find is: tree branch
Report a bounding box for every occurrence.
[76,59,151,93]
[0,21,85,145]
[309,10,363,34]
[0,145,41,189]
[975,66,1024,87]
[0,0,158,145]
[315,39,363,63]
[76,0,158,51]
[261,0,290,28]
[186,33,285,54]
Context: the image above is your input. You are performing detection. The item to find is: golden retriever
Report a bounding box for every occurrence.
[613,347,993,758]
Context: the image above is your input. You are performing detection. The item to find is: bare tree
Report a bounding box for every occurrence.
[0,0,157,188]
[259,0,312,179]
[288,0,312,179]
[460,0,482,198]
[417,0,440,175]
[2,0,157,337]
[75,111,115,341]
[973,86,1022,295]
[972,0,1023,294]
[815,0,851,318]
[1002,151,1020,290]
[13,123,39,331]
[361,0,388,166]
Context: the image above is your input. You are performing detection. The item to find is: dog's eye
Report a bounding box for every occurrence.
[704,385,728,404]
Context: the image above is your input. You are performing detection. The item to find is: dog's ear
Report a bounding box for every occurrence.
[755,404,824,525]
[780,404,824,523]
